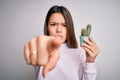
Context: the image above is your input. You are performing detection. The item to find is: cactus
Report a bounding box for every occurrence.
[81,28,86,36]
[80,24,92,45]
[81,24,91,36]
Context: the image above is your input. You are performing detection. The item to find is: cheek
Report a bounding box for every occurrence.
[63,29,67,39]
[48,27,56,36]
[64,28,67,35]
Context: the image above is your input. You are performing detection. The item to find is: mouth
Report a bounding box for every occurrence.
[55,35,63,40]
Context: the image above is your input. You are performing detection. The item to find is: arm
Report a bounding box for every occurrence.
[79,37,99,80]
[83,63,97,80]
[78,49,97,80]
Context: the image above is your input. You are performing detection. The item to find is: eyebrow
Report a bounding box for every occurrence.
[50,22,66,24]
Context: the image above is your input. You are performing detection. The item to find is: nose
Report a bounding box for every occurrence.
[57,25,62,33]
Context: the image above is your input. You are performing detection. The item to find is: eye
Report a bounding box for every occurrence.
[63,23,67,27]
[50,22,56,26]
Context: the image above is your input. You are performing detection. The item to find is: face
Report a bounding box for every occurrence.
[48,13,67,43]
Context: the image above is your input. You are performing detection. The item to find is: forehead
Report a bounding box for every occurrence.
[49,13,65,23]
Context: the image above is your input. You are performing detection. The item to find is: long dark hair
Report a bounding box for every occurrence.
[44,5,78,48]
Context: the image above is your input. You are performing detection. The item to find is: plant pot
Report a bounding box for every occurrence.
[80,36,90,46]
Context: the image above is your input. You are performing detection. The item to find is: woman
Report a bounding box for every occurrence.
[24,5,99,80]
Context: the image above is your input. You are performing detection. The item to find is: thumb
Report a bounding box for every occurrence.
[48,36,62,49]
[42,49,60,78]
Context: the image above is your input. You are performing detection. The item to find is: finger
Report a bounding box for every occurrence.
[84,38,93,46]
[49,36,62,49]
[42,50,60,78]
[89,37,96,44]
[24,43,31,64]
[29,38,37,66]
[82,46,95,57]
[88,38,99,53]
[82,44,94,53]
[37,36,49,66]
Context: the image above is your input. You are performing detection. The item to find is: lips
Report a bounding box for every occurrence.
[55,35,63,40]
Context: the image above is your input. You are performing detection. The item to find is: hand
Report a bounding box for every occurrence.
[81,37,99,63]
[24,35,62,77]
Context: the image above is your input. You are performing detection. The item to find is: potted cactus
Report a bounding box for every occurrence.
[80,24,91,46]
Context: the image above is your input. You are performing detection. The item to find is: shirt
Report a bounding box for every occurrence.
[35,43,97,80]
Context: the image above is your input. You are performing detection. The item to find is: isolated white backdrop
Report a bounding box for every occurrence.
[0,0,120,80]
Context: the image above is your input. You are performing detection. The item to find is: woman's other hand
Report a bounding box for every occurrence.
[81,37,99,63]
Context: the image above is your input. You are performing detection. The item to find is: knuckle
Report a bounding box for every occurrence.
[27,61,31,65]
[31,59,37,66]
[24,43,28,52]
[37,36,42,43]
[37,35,45,40]
[37,60,47,66]
[31,62,37,66]
[50,65,55,71]
[37,62,41,66]
[37,36,41,40]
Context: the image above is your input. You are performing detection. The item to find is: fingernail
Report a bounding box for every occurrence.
[81,44,85,46]
[84,38,88,41]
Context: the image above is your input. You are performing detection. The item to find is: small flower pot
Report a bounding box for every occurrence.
[80,36,90,46]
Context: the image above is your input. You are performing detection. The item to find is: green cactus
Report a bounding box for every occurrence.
[81,28,86,36]
[81,24,91,36]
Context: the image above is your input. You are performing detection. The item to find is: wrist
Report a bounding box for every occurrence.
[86,58,95,63]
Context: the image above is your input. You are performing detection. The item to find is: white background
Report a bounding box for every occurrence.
[0,0,120,80]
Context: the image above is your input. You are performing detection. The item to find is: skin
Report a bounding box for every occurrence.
[82,38,99,63]
[24,13,99,78]
[48,13,67,44]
